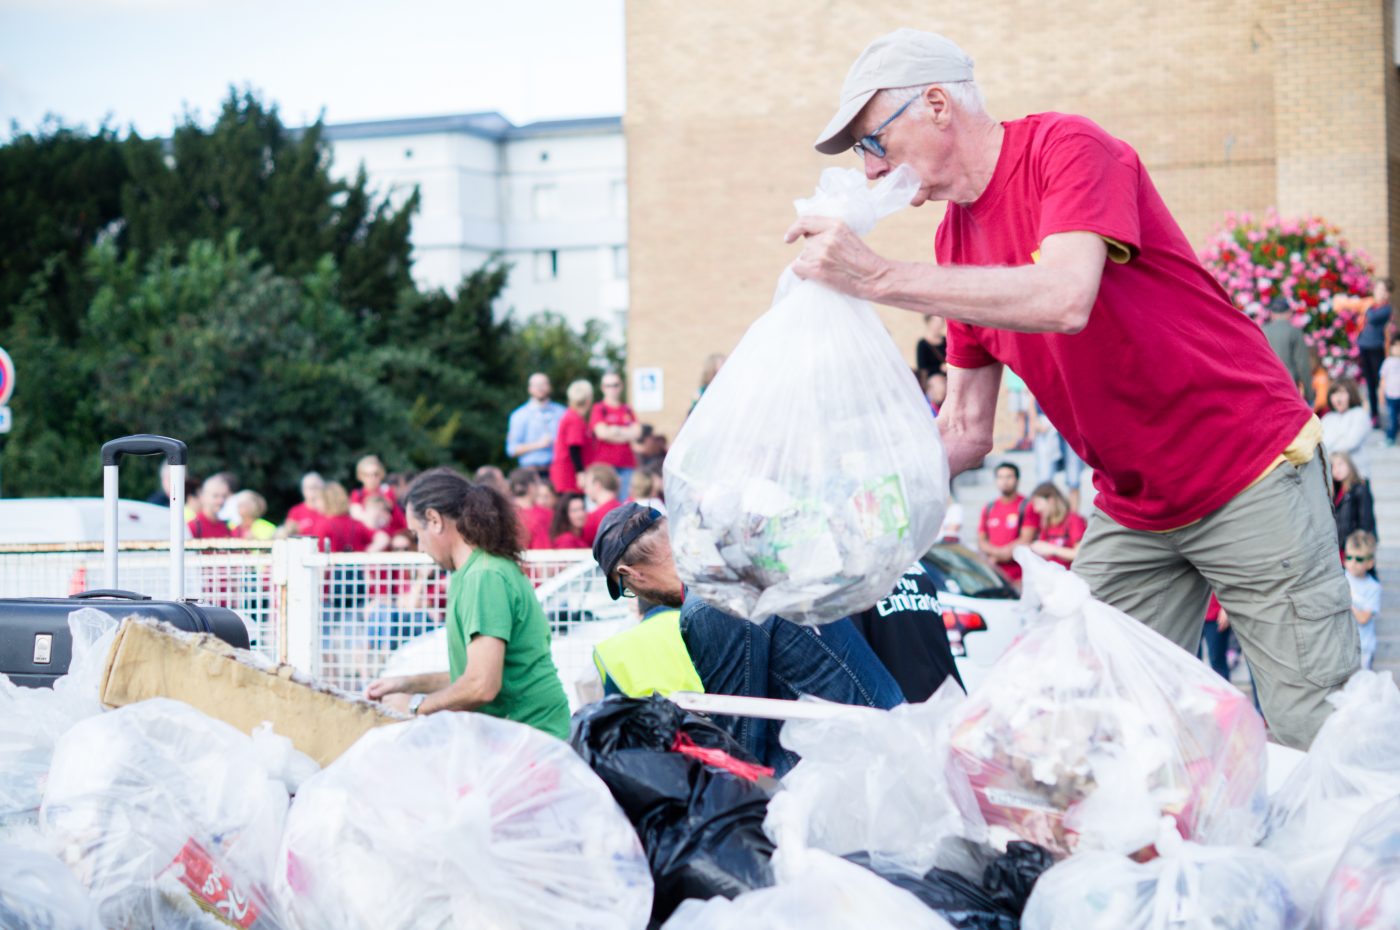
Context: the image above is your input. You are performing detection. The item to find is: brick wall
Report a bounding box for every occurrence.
[625,0,1396,437]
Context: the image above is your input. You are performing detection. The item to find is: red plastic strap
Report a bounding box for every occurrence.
[671,731,775,781]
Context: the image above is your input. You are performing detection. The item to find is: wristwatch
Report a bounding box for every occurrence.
[408,693,427,715]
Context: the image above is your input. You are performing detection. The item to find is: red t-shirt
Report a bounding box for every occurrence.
[588,402,638,469]
[552,531,588,550]
[1036,512,1088,568]
[287,503,321,534]
[515,505,554,550]
[309,513,375,553]
[188,513,232,540]
[549,408,593,494]
[978,495,1033,580]
[582,497,622,547]
[941,113,1311,531]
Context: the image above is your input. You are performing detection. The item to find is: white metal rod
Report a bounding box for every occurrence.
[168,463,185,600]
[103,465,119,590]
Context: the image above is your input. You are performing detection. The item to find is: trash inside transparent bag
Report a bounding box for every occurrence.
[664,165,948,626]
[946,550,1268,858]
[764,680,984,876]
[1311,794,1400,930]
[40,697,300,930]
[0,608,118,823]
[1261,669,1400,915]
[1021,819,1301,930]
[661,843,957,930]
[0,839,103,930]
[276,711,652,930]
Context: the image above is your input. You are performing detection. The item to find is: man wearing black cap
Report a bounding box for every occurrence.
[591,503,904,773]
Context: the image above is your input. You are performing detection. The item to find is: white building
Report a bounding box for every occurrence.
[323,112,628,341]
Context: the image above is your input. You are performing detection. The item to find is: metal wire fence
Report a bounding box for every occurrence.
[0,543,629,710]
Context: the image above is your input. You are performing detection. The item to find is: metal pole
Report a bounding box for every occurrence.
[168,463,186,600]
[103,464,119,590]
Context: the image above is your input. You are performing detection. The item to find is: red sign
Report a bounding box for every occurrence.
[0,346,12,406]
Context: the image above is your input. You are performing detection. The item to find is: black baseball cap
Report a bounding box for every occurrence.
[592,503,665,599]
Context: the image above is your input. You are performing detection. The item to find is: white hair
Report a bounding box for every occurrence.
[878,81,986,116]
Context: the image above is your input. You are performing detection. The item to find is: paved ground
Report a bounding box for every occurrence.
[951,436,1398,676]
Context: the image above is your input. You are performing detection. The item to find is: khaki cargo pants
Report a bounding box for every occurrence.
[1073,451,1360,750]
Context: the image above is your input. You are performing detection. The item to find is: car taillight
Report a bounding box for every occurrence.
[942,609,987,657]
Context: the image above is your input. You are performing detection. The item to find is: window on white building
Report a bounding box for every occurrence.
[610,180,627,217]
[532,183,559,219]
[534,250,559,282]
[612,245,629,279]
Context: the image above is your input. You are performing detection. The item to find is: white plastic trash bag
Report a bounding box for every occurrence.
[0,608,118,823]
[276,711,652,930]
[1312,794,1400,930]
[1021,820,1301,930]
[764,681,984,876]
[662,844,956,930]
[0,840,103,930]
[41,698,300,929]
[664,165,948,626]
[1261,670,1400,914]
[947,550,1268,858]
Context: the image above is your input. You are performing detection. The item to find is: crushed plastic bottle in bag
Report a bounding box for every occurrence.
[665,165,949,626]
[277,711,652,930]
[40,697,300,929]
[1021,819,1300,930]
[1261,669,1400,915]
[946,550,1267,858]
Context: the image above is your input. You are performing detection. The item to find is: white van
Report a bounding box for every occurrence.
[0,498,189,546]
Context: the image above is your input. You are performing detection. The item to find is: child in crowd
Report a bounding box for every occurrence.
[1345,530,1381,670]
[1380,339,1400,446]
[550,493,588,549]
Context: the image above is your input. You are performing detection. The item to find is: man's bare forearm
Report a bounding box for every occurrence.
[870,259,1091,334]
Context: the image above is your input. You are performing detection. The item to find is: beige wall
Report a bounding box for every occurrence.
[625,0,1398,438]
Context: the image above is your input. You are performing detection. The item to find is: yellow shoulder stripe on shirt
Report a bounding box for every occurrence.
[1032,236,1131,266]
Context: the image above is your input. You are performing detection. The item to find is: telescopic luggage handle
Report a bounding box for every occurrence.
[99,434,188,601]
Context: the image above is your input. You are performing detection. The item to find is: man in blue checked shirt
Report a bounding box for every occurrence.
[506,373,566,475]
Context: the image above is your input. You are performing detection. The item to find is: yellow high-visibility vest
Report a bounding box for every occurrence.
[592,609,705,697]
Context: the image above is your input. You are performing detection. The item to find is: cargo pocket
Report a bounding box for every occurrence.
[1289,575,1360,688]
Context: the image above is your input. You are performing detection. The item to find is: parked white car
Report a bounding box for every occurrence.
[919,543,1034,693]
[0,498,186,546]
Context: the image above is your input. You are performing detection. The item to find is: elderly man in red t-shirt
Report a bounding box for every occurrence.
[785,29,1358,749]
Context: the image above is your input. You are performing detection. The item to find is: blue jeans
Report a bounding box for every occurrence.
[679,594,904,775]
[1386,396,1400,443]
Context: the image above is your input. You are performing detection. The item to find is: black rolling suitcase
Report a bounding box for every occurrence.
[0,435,251,688]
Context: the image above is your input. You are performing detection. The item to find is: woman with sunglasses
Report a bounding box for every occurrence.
[589,372,641,498]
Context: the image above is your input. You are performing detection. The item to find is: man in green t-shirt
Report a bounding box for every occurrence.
[367,468,571,740]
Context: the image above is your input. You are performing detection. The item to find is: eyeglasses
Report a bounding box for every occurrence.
[602,381,622,389]
[1345,554,1373,562]
[617,576,637,599]
[853,95,919,160]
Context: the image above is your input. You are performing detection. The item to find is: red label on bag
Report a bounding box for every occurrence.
[170,839,262,928]
[671,732,775,781]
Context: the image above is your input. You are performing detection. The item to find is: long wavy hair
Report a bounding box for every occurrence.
[406,467,522,563]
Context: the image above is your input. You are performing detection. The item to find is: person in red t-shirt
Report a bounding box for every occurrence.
[789,29,1357,748]
[580,464,622,547]
[550,492,589,549]
[976,462,1037,583]
[188,475,234,540]
[549,380,596,495]
[508,468,555,550]
[589,372,642,497]
[284,472,325,536]
[309,482,376,552]
[1026,482,1087,570]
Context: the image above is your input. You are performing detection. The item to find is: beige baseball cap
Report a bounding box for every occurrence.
[814,29,975,155]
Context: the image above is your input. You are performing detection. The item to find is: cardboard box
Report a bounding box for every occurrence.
[100,617,405,768]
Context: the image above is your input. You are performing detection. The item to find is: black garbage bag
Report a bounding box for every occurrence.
[847,841,1054,930]
[571,695,777,926]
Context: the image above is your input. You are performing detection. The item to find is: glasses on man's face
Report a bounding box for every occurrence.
[618,576,637,599]
[1346,554,1373,563]
[852,95,918,160]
